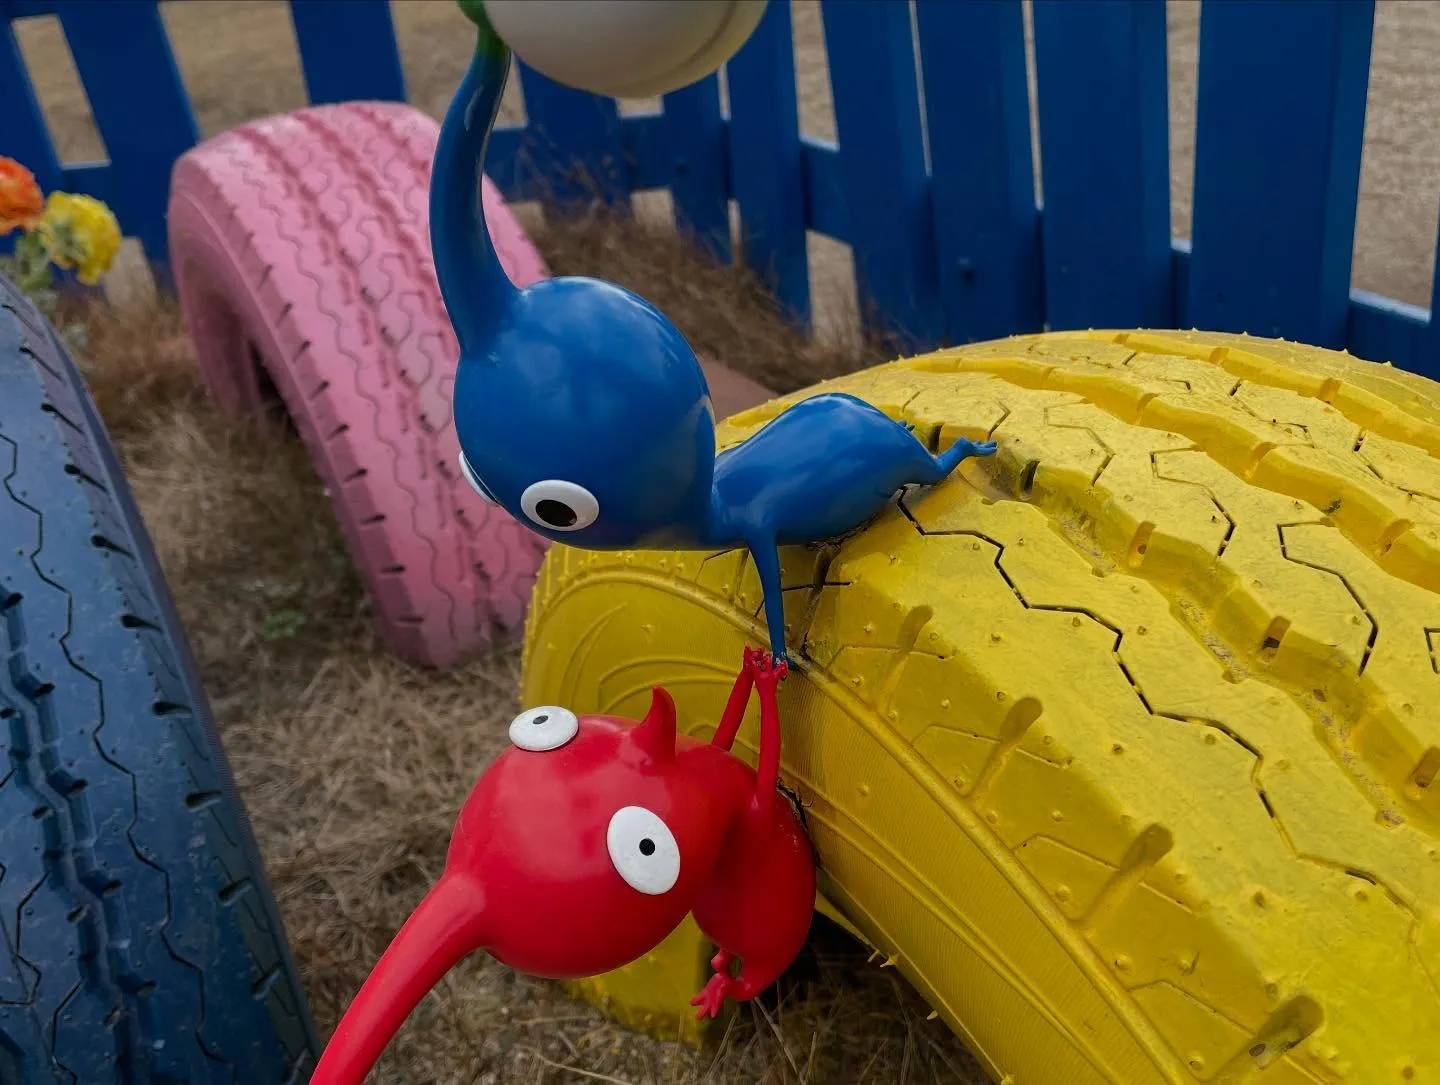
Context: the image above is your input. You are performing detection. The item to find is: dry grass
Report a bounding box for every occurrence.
[72,207,985,1085]
[522,203,888,393]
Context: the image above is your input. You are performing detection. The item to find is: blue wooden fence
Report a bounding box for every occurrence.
[2,0,1437,376]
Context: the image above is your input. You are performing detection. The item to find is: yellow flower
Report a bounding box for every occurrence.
[36,192,121,285]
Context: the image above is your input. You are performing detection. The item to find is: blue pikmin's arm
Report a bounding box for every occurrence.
[700,483,789,663]
[748,539,790,666]
[431,6,516,352]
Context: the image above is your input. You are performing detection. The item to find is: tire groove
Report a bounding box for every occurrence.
[1,276,316,1080]
[891,508,1322,908]
[1276,522,1381,678]
[230,124,461,652]
[910,351,1440,596]
[1102,332,1440,457]
[171,104,549,664]
[5,386,180,1085]
[308,104,548,628]
[1047,440,1415,836]
[290,108,483,647]
[902,376,1440,836]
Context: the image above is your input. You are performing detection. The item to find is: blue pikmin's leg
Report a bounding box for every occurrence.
[920,435,998,481]
[748,540,790,665]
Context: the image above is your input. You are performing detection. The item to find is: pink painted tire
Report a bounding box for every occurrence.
[167,101,549,669]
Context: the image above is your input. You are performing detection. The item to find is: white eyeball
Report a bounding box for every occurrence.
[606,805,681,895]
[458,452,497,505]
[484,0,767,99]
[509,705,579,752]
[520,480,600,532]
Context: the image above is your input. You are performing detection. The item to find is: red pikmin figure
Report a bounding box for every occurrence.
[312,649,815,1084]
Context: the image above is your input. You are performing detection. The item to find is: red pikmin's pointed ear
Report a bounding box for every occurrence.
[632,686,677,763]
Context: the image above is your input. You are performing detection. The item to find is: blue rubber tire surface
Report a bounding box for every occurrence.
[0,277,319,1083]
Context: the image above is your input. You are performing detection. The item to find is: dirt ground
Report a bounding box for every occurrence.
[10,2,1440,1083]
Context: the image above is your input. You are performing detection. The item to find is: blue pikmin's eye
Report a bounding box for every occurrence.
[520,479,600,532]
[458,452,498,505]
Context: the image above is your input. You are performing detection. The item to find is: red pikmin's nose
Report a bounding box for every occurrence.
[311,871,487,1084]
[312,688,752,1085]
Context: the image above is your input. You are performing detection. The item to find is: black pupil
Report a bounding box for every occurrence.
[638,838,656,856]
[532,714,548,726]
[536,499,578,528]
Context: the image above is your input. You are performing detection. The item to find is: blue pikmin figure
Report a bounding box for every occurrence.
[436,5,997,664]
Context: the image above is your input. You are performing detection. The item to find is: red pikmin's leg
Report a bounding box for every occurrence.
[711,647,760,751]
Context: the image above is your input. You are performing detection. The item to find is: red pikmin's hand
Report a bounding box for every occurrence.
[749,651,787,811]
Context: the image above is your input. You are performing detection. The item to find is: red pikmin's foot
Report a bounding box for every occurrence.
[690,949,736,1020]
[690,972,732,1020]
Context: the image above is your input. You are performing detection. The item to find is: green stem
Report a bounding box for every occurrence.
[457,0,507,60]
[13,231,54,294]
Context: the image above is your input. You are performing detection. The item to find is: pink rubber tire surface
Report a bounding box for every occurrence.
[168,101,549,668]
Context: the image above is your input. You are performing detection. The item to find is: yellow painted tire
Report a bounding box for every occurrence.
[521,329,1440,1085]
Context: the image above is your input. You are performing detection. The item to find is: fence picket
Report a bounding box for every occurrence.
[1188,0,1373,350]
[0,0,1432,375]
[916,0,1041,344]
[53,0,198,268]
[0,22,61,196]
[1032,0,1171,332]
[289,0,405,107]
[1426,215,1440,377]
[662,76,730,261]
[726,1,808,325]
[516,63,630,212]
[821,0,939,346]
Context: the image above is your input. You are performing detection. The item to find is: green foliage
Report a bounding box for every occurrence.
[0,234,93,350]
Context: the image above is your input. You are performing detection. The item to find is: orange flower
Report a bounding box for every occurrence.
[0,157,45,236]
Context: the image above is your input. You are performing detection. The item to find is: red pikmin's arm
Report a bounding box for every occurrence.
[689,649,804,1020]
[711,647,760,751]
[751,653,788,818]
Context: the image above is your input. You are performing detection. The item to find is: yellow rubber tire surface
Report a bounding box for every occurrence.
[522,329,1440,1085]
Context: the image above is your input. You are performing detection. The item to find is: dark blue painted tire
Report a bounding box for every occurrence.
[0,276,319,1084]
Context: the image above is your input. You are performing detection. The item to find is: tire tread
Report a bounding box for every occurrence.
[168,101,548,668]
[0,279,317,1084]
